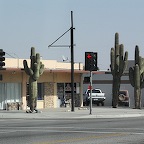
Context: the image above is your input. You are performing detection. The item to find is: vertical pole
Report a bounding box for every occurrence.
[71,11,74,112]
[90,71,92,115]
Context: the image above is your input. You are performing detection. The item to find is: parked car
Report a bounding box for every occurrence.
[118,90,129,106]
[83,89,106,106]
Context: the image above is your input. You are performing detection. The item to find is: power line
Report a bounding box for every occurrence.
[48,28,71,48]
[5,52,16,58]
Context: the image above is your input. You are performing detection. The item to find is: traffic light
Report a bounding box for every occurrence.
[0,49,5,68]
[85,52,98,71]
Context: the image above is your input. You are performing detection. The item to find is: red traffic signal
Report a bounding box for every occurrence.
[85,52,98,71]
[87,54,92,59]
[85,52,93,71]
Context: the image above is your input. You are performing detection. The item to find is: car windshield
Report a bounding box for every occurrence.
[87,89,101,93]
[119,91,126,95]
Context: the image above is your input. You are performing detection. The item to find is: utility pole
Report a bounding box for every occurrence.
[71,11,74,112]
[48,11,75,112]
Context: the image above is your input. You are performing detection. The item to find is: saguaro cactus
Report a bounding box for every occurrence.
[129,45,144,109]
[23,47,44,112]
[110,33,128,108]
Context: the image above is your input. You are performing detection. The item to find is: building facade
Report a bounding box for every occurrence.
[1,58,142,110]
[0,58,85,110]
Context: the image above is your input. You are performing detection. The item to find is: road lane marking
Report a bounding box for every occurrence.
[34,133,127,144]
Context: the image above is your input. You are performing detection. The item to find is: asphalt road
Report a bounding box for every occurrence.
[0,117,144,144]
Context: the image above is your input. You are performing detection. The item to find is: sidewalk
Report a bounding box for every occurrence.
[0,107,144,119]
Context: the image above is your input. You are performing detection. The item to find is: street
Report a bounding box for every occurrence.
[0,117,144,144]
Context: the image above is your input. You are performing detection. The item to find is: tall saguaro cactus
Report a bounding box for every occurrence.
[129,46,144,109]
[23,47,44,112]
[110,33,128,108]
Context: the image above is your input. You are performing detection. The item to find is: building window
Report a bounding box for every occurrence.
[57,83,64,100]
[57,83,76,100]
[38,83,44,100]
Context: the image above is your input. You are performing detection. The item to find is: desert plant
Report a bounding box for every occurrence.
[129,45,144,109]
[110,33,128,108]
[23,47,44,112]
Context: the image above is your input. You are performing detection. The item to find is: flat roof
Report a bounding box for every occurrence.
[4,68,106,74]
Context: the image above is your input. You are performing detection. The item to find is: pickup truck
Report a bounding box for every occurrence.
[83,89,106,106]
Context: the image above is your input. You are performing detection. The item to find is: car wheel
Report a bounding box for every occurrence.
[86,101,89,106]
[101,101,104,106]
[125,102,129,106]
[83,102,86,106]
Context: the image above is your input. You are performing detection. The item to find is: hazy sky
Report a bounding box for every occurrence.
[0,0,144,70]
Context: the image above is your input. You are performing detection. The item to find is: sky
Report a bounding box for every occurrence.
[0,0,144,70]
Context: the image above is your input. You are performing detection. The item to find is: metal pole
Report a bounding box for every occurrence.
[71,11,74,112]
[90,71,92,115]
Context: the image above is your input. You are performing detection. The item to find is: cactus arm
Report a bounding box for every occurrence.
[122,51,128,72]
[36,53,40,65]
[23,60,33,76]
[135,45,139,65]
[141,82,144,89]
[124,51,128,61]
[129,67,135,87]
[119,44,124,74]
[39,64,44,75]
[139,57,144,74]
[30,47,36,69]
[115,47,119,72]
[119,44,124,57]
[139,56,142,74]
[135,64,140,89]
[140,73,144,88]
[110,47,115,73]
[141,58,144,66]
[119,44,128,75]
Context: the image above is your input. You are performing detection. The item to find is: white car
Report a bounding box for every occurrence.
[83,89,106,106]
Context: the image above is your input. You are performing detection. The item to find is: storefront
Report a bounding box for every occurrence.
[1,58,84,110]
[57,83,80,107]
